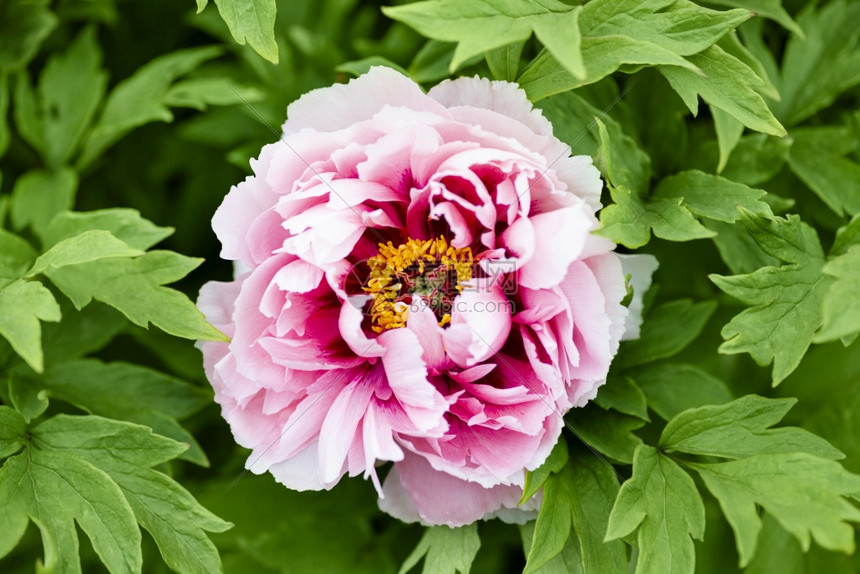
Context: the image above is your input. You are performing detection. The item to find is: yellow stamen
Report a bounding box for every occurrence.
[365,236,473,332]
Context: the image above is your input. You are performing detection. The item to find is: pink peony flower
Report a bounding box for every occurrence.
[198,67,656,527]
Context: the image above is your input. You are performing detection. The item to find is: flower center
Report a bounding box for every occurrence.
[365,237,473,333]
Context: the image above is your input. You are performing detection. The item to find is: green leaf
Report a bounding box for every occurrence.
[0,0,57,71]
[711,105,744,173]
[34,26,108,167]
[693,453,860,566]
[336,57,410,79]
[745,514,856,574]
[519,36,696,101]
[606,444,705,574]
[0,406,26,459]
[591,115,651,195]
[786,126,860,217]
[0,448,142,572]
[40,301,127,364]
[519,0,752,100]
[384,0,586,79]
[830,214,860,257]
[525,452,626,574]
[566,451,626,574]
[816,246,860,342]
[485,41,525,82]
[521,435,568,503]
[10,168,78,238]
[77,46,223,169]
[0,74,9,158]
[44,208,173,251]
[616,299,717,369]
[594,376,649,421]
[399,524,480,574]
[580,0,751,55]
[163,78,264,110]
[632,363,733,420]
[212,0,278,64]
[718,133,791,186]
[710,211,831,384]
[771,0,860,126]
[597,185,716,248]
[27,230,143,277]
[567,405,644,464]
[520,521,583,574]
[37,359,211,465]
[652,170,770,223]
[524,468,574,574]
[0,279,61,372]
[33,415,231,574]
[659,45,786,136]
[706,0,802,35]
[0,229,38,281]
[43,250,227,342]
[7,372,49,423]
[660,395,844,460]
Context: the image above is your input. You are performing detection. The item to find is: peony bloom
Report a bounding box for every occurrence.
[198,67,656,526]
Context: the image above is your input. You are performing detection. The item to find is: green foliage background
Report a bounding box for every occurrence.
[1,0,860,572]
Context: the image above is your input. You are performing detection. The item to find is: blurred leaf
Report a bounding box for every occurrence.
[659,45,786,136]
[660,395,844,460]
[816,246,860,342]
[705,0,802,36]
[710,210,831,384]
[0,0,57,71]
[711,106,744,172]
[163,78,264,110]
[652,170,770,223]
[485,41,524,82]
[10,168,78,238]
[617,299,717,369]
[41,301,127,364]
[771,0,860,126]
[693,454,860,567]
[786,126,860,217]
[0,229,37,281]
[35,26,108,167]
[34,415,231,573]
[0,279,61,372]
[385,0,585,79]
[0,74,9,158]
[7,372,49,422]
[632,363,733,420]
[606,444,705,574]
[718,133,791,186]
[400,524,480,574]
[745,514,856,574]
[336,57,409,79]
[77,46,223,169]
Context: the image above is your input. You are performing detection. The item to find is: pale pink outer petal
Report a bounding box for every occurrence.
[616,253,659,340]
[379,453,526,527]
[283,66,450,135]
